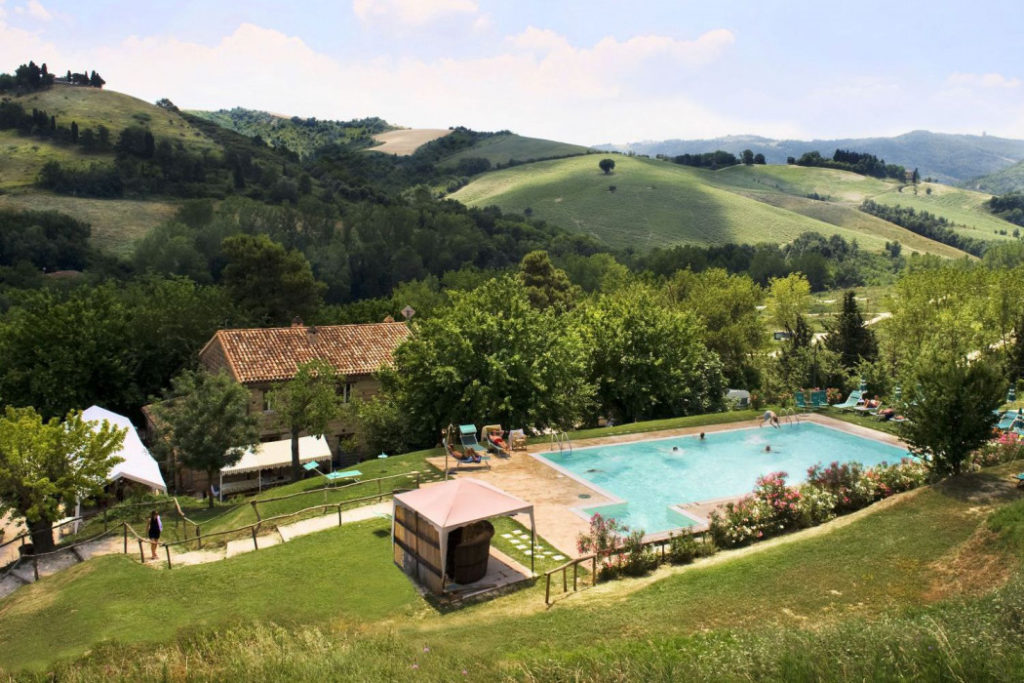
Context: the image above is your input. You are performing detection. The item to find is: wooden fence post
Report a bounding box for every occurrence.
[32,556,39,581]
[103,508,108,533]
[573,562,578,591]
[137,539,145,563]
[562,567,567,593]
[164,544,172,570]
[592,555,598,586]
[196,527,202,550]
[251,526,259,551]
[337,505,343,527]
[378,478,383,502]
[545,573,551,605]
[123,523,128,554]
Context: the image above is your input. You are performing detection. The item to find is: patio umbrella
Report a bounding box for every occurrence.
[1009,385,1017,403]
[858,377,868,393]
[893,385,902,402]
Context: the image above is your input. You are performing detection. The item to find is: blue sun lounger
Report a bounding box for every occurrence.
[832,390,863,410]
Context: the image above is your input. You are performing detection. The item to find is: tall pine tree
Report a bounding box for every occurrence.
[824,291,878,370]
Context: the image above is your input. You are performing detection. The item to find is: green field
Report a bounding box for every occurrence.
[710,163,895,202]
[450,156,961,254]
[439,133,589,168]
[871,181,1019,242]
[0,191,179,255]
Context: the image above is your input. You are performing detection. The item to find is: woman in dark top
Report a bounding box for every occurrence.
[148,510,162,560]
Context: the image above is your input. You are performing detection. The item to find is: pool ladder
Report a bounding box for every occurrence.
[780,408,802,425]
[550,430,573,454]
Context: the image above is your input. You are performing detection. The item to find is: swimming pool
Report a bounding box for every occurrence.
[537,422,908,534]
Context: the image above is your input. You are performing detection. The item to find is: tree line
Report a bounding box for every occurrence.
[792,149,907,180]
[860,200,986,256]
[0,60,104,93]
[986,192,1024,229]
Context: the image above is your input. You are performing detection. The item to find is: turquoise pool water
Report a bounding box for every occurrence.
[538,422,908,534]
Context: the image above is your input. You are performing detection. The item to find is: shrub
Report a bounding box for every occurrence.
[709,496,775,548]
[806,461,876,513]
[753,471,803,530]
[869,459,928,497]
[621,529,656,576]
[795,484,837,527]
[668,533,700,564]
[576,513,626,557]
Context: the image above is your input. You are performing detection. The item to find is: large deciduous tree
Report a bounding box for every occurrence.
[899,352,1005,477]
[598,158,615,175]
[767,273,810,334]
[578,284,725,422]
[220,233,325,325]
[0,407,125,552]
[382,275,593,444]
[151,370,259,507]
[267,360,344,481]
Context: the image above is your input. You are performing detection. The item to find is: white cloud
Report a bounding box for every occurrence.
[352,0,478,26]
[13,0,52,20]
[946,71,1021,89]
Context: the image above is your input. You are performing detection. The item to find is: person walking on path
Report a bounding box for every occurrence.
[147,510,162,560]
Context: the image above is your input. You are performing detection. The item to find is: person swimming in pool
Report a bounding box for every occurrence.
[764,445,772,453]
[762,410,780,429]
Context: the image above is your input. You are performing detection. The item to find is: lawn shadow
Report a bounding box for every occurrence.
[933,470,1022,505]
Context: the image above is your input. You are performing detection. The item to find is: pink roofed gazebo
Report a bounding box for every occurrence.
[392,479,535,594]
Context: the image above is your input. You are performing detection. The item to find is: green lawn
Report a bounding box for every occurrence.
[450,156,961,254]
[439,133,589,168]
[0,519,423,671]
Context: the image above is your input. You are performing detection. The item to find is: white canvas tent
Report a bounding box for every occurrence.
[392,479,535,593]
[83,405,167,493]
[218,435,332,499]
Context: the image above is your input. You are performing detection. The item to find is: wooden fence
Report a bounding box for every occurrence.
[543,530,712,605]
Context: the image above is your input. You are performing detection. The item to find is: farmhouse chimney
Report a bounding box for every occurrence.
[307,325,318,344]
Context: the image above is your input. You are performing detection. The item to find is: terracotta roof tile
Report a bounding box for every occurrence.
[206,322,410,384]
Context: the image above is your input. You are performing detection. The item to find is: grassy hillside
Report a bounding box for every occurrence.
[0,86,218,189]
[0,192,178,255]
[15,85,217,151]
[710,163,894,202]
[189,107,388,158]
[870,182,1019,242]
[439,132,589,168]
[1,459,1020,678]
[967,158,1024,194]
[450,156,965,254]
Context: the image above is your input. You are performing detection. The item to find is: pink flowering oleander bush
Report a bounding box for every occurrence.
[795,484,837,527]
[576,513,629,582]
[970,438,1024,470]
[621,529,657,576]
[709,471,804,548]
[869,459,929,497]
[806,461,876,514]
[709,496,774,548]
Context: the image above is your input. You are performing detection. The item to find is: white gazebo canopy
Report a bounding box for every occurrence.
[220,435,332,476]
[392,479,535,591]
[83,405,167,493]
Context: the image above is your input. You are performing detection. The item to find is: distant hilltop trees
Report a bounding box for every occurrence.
[0,60,104,93]
[791,148,906,181]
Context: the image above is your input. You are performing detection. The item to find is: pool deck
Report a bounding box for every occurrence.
[426,413,906,558]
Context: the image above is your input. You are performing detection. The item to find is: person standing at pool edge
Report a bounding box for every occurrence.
[148,510,162,560]
[762,410,780,429]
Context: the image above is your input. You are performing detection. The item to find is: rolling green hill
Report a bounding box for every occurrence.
[967,158,1024,194]
[189,107,389,158]
[0,85,218,190]
[439,132,589,168]
[449,155,971,256]
[869,182,1018,242]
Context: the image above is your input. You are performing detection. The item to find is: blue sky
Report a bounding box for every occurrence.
[2,0,1023,144]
